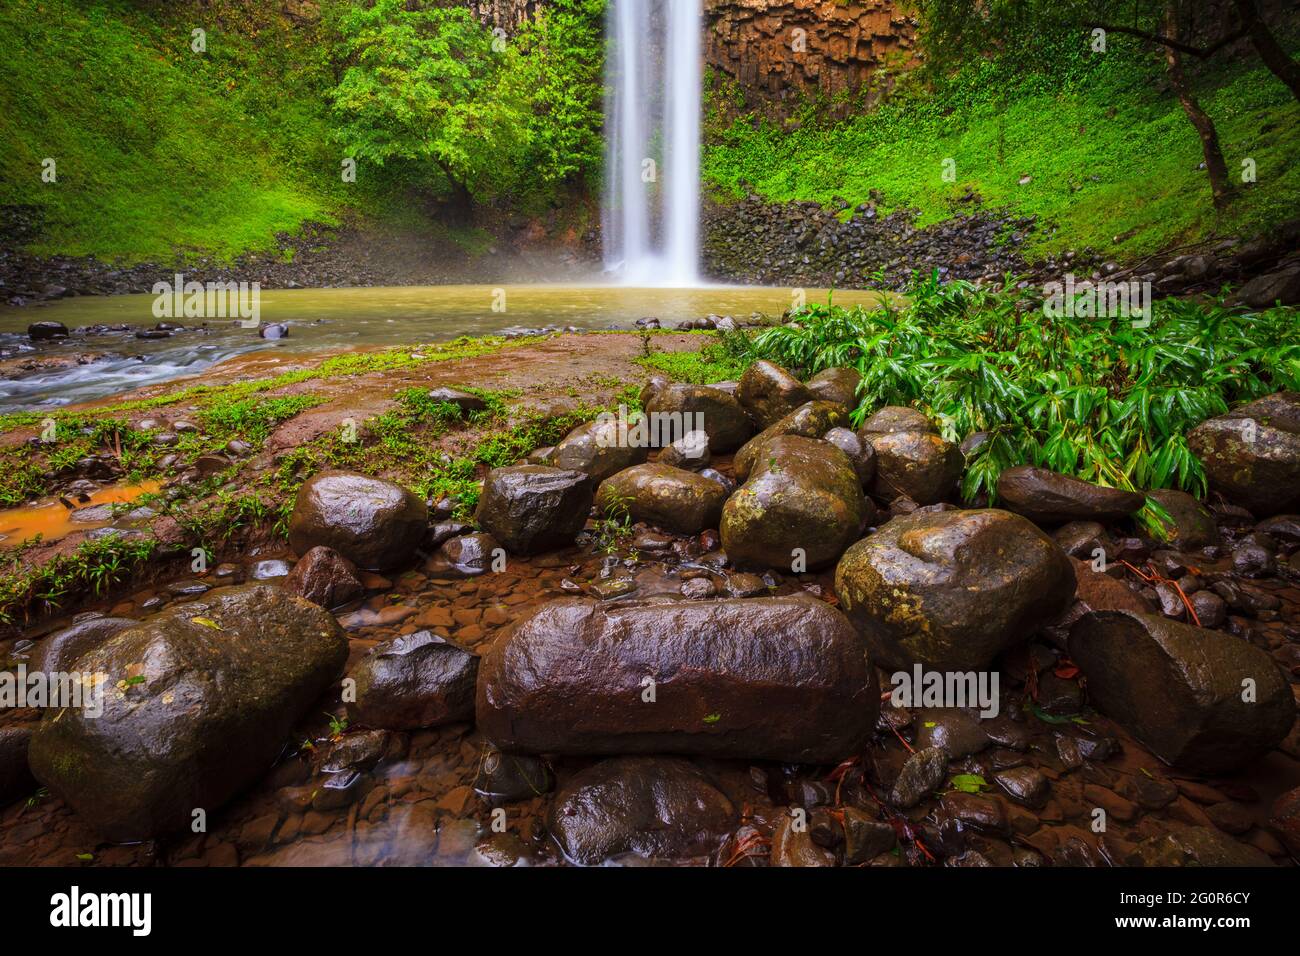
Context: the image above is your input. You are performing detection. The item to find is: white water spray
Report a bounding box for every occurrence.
[603,0,701,286]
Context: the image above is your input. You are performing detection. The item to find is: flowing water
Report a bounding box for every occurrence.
[604,0,701,284]
[0,283,889,411]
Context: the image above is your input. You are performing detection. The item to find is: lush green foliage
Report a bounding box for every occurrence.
[328,1,528,201]
[704,33,1300,260]
[0,0,342,260]
[743,277,1300,503]
[0,0,606,261]
[328,0,605,205]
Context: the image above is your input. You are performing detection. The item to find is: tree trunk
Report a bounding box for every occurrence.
[1163,3,1231,209]
[1232,0,1300,102]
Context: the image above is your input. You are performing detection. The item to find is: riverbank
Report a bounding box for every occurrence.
[0,300,1297,868]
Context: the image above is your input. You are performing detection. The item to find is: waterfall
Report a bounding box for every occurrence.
[603,0,701,286]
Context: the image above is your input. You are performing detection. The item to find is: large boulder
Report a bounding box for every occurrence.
[644,384,752,453]
[737,360,813,428]
[721,435,870,570]
[28,585,348,841]
[733,401,849,482]
[1188,391,1300,517]
[868,430,963,505]
[1068,610,1294,773]
[548,757,735,865]
[283,545,364,609]
[805,366,861,408]
[552,417,649,485]
[996,465,1145,525]
[288,471,428,570]
[476,595,878,763]
[345,630,478,730]
[1146,488,1221,550]
[595,463,728,535]
[474,465,593,554]
[33,616,137,675]
[835,509,1076,672]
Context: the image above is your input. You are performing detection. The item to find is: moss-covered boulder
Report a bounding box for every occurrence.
[834,509,1075,672]
[733,400,850,482]
[721,435,869,570]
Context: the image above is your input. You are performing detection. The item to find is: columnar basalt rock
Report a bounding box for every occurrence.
[704,0,918,112]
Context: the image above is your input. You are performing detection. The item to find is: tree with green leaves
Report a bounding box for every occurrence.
[327,0,530,216]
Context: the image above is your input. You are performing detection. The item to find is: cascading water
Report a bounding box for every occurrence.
[603,0,701,286]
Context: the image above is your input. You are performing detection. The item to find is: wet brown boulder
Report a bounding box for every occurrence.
[835,509,1076,672]
[658,430,710,471]
[0,725,35,804]
[345,630,478,730]
[806,366,862,407]
[595,463,728,535]
[476,594,878,763]
[737,360,813,428]
[27,585,348,841]
[867,431,962,505]
[644,383,752,453]
[733,401,850,482]
[823,426,877,488]
[721,435,870,570]
[433,532,502,576]
[996,466,1145,525]
[548,757,735,865]
[1188,391,1300,517]
[1146,488,1221,550]
[1068,610,1294,774]
[33,616,137,675]
[474,465,593,555]
[859,406,937,436]
[288,471,428,571]
[283,546,364,609]
[552,417,649,484]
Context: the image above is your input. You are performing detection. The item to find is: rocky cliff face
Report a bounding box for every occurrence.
[704,0,918,113]
[468,0,544,33]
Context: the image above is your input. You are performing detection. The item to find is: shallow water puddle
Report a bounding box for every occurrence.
[0,480,161,547]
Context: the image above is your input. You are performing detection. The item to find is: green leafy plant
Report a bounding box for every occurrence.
[746,277,1300,520]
